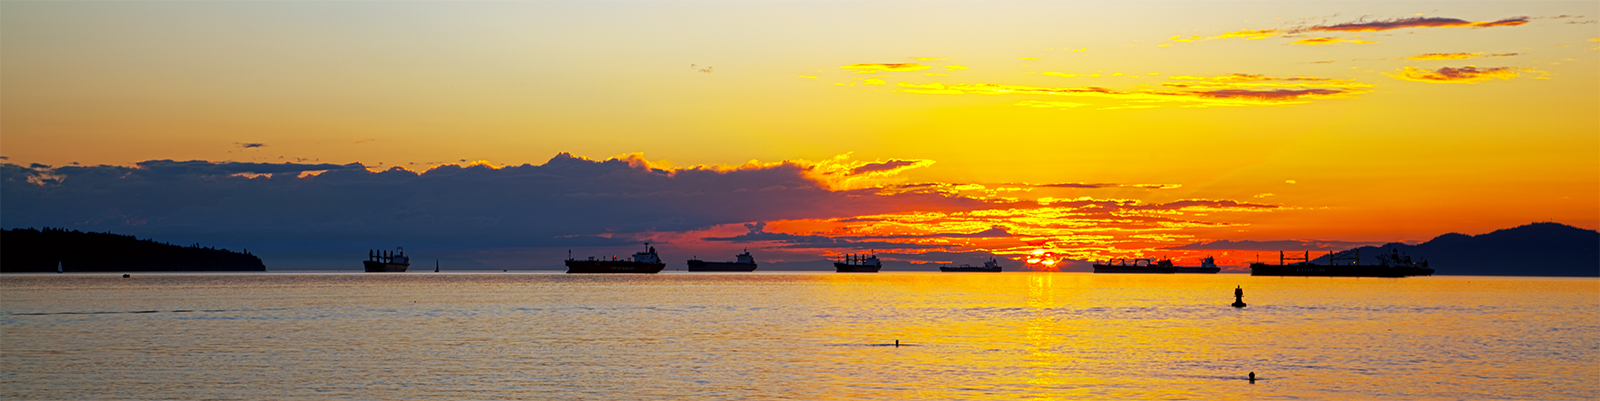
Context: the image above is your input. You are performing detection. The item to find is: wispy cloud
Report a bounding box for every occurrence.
[1406,52,1520,60]
[896,80,1368,108]
[1014,100,1089,109]
[841,63,931,73]
[1385,66,1542,84]
[236,142,266,149]
[1290,37,1378,45]
[1211,29,1281,40]
[1192,15,1530,45]
[1167,239,1382,251]
[1305,16,1529,32]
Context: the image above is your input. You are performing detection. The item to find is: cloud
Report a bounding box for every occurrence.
[1,154,991,252]
[1406,52,1519,60]
[849,159,930,175]
[1030,182,1181,189]
[913,57,947,61]
[946,65,968,71]
[1211,29,1281,40]
[841,63,930,73]
[896,76,1370,108]
[1194,15,1529,46]
[1014,100,1089,109]
[1304,16,1529,32]
[1020,57,1040,61]
[1384,66,1539,84]
[1166,239,1382,251]
[236,143,266,149]
[1290,37,1378,45]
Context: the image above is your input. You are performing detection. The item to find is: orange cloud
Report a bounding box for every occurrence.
[841,63,931,73]
[1290,37,1378,45]
[1384,66,1539,84]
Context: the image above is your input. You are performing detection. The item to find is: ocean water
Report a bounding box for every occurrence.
[2,272,1596,400]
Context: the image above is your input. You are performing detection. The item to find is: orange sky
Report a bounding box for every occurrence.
[2,2,1596,269]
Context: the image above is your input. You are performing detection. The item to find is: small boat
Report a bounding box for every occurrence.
[834,253,882,273]
[364,248,410,272]
[1093,258,1176,274]
[1174,257,1222,274]
[687,249,758,272]
[566,243,667,273]
[941,258,1002,272]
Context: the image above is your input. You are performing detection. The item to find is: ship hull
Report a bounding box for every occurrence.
[1249,263,1434,277]
[363,261,409,272]
[834,263,881,273]
[940,266,1001,272]
[565,260,666,273]
[1175,266,1221,274]
[1093,265,1175,274]
[686,260,757,272]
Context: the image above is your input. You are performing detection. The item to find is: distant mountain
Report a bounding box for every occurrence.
[1,228,266,272]
[1308,222,1598,277]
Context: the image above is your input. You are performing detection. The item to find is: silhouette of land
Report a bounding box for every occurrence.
[1,228,265,272]
[1309,222,1598,277]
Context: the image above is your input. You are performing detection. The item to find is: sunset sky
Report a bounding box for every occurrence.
[3,1,1596,270]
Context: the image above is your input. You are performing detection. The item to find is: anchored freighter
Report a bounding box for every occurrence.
[687,250,758,272]
[566,243,667,273]
[940,258,1002,272]
[364,248,410,272]
[1250,249,1434,277]
[834,253,882,273]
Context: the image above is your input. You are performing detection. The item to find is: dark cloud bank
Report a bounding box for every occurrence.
[2,154,992,268]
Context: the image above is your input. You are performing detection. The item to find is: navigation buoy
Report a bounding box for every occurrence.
[894,339,899,348]
[1232,285,1248,308]
[1248,372,1256,383]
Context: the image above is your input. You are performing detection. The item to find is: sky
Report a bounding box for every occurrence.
[3,1,1597,270]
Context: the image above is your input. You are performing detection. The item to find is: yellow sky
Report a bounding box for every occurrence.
[3,1,1597,255]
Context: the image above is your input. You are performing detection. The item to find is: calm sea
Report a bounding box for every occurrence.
[3,272,1596,400]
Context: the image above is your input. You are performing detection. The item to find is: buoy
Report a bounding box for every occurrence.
[1248,372,1256,383]
[1232,285,1248,308]
[894,339,899,348]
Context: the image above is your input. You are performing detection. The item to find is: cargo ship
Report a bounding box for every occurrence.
[364,248,410,272]
[566,243,666,273]
[835,253,882,273]
[687,250,758,272]
[1093,258,1176,274]
[941,257,1002,272]
[1250,249,1434,277]
[1175,256,1222,274]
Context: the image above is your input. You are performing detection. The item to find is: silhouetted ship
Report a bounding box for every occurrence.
[835,253,882,273]
[687,250,758,272]
[1250,249,1434,277]
[364,248,409,272]
[941,258,1002,272]
[566,243,666,273]
[1175,257,1222,274]
[1094,258,1176,273]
